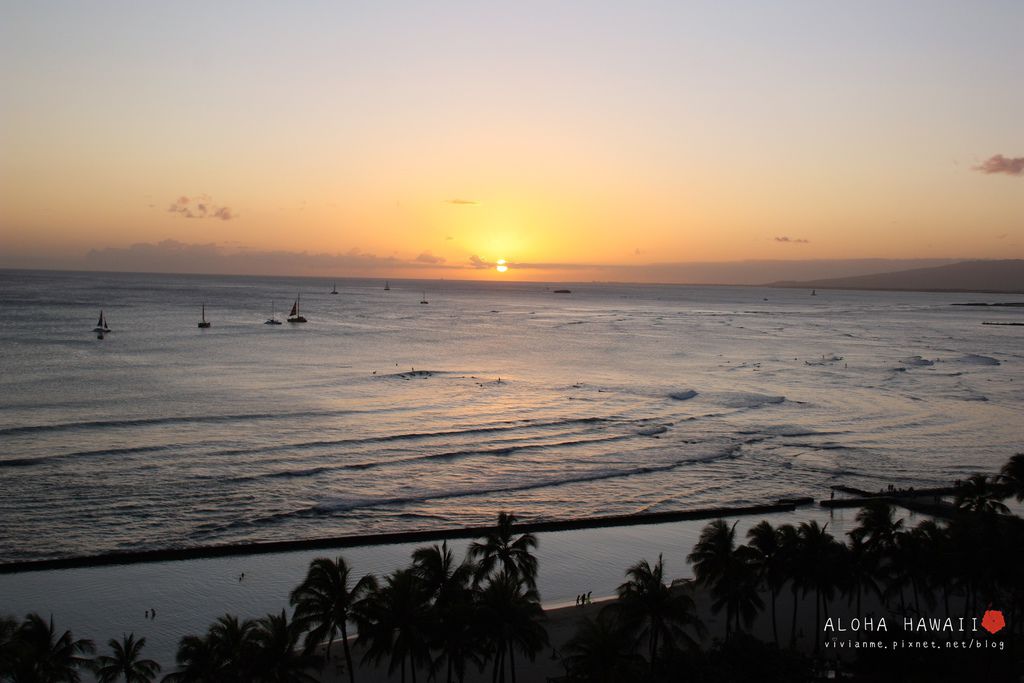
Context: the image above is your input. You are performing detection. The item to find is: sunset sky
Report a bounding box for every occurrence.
[1,2,1021,281]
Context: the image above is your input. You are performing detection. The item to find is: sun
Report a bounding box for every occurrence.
[495,259,508,273]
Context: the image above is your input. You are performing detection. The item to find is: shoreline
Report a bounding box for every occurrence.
[0,501,799,574]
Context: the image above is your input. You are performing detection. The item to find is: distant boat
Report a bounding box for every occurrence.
[812,289,816,296]
[288,294,307,323]
[264,301,282,325]
[198,304,211,328]
[420,291,429,304]
[331,281,339,295]
[384,281,390,291]
[93,310,111,333]
[553,289,571,294]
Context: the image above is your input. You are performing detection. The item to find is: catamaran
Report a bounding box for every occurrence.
[331,281,339,295]
[198,304,211,328]
[264,302,282,325]
[93,311,111,333]
[420,291,428,304]
[288,294,307,323]
[384,281,390,291]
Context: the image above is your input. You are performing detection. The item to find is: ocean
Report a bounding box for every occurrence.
[2,269,1022,564]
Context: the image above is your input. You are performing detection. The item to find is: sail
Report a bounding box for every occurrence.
[289,301,298,317]
[97,311,104,327]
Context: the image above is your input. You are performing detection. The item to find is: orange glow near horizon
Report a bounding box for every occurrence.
[1,4,1022,280]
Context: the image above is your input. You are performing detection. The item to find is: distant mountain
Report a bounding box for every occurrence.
[767,260,1024,294]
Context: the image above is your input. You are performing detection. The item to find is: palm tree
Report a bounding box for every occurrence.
[161,634,218,683]
[93,634,160,683]
[956,474,1010,515]
[687,520,762,639]
[611,555,703,672]
[774,523,804,649]
[468,512,539,588]
[252,610,321,683]
[412,541,474,606]
[998,453,1024,501]
[356,568,433,683]
[562,609,645,683]
[10,613,95,683]
[290,556,376,683]
[411,543,481,683]
[206,614,258,682]
[426,593,484,683]
[843,529,882,617]
[746,521,784,646]
[796,521,841,652]
[852,501,903,555]
[475,571,547,683]
[1,615,19,680]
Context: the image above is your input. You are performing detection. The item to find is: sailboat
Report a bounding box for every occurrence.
[93,310,111,333]
[420,291,428,305]
[198,304,211,328]
[384,281,390,291]
[264,301,282,325]
[331,281,339,295]
[288,294,307,323]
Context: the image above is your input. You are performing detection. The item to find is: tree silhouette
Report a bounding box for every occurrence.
[290,556,375,683]
[468,512,539,589]
[612,555,703,671]
[93,633,160,683]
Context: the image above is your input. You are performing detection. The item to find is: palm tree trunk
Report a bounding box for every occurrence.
[650,629,659,670]
[771,587,778,646]
[509,643,516,683]
[447,653,453,683]
[411,656,418,683]
[814,588,821,652]
[341,621,355,683]
[402,656,407,683]
[790,585,799,649]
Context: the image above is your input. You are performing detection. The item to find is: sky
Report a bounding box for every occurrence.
[1,1,1021,282]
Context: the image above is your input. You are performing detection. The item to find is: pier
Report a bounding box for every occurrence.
[821,484,960,518]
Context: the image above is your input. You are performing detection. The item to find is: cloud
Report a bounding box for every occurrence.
[167,194,236,220]
[774,236,809,244]
[445,199,480,205]
[468,254,491,269]
[973,155,1024,176]
[415,251,446,264]
[85,239,422,276]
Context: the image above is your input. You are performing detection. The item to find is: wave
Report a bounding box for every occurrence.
[300,448,745,517]
[717,393,786,409]
[0,443,178,468]
[0,407,402,438]
[0,416,615,468]
[636,425,668,436]
[231,434,634,481]
[955,354,1001,366]
[205,444,748,534]
[669,389,698,401]
[208,416,613,458]
[899,356,935,367]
